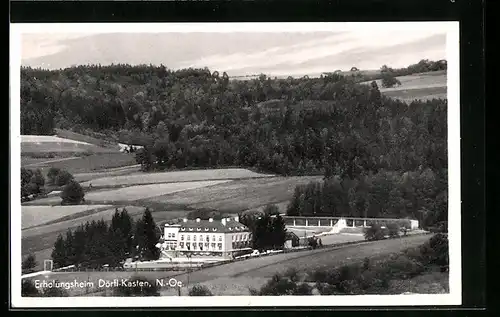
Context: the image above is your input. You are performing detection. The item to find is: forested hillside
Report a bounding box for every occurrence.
[21,63,447,226]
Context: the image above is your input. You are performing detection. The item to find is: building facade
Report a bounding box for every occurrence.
[159,216,252,258]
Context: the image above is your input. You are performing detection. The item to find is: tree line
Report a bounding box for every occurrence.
[286,168,447,228]
[51,208,160,269]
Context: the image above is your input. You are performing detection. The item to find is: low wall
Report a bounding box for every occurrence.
[283,216,418,230]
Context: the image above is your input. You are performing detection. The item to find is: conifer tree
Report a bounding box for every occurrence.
[141,208,160,261]
[51,234,66,268]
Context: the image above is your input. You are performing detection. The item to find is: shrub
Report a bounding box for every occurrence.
[55,170,74,187]
[256,273,314,295]
[364,224,386,241]
[381,72,401,88]
[60,180,85,205]
[337,279,361,294]
[22,254,38,274]
[295,283,313,295]
[188,284,213,296]
[42,285,69,297]
[386,223,401,238]
[356,269,387,293]
[381,254,425,279]
[283,267,300,283]
[47,167,62,185]
[308,237,318,249]
[22,279,40,297]
[362,257,370,271]
[258,273,297,295]
[315,282,337,295]
[427,233,449,270]
[309,268,328,283]
[113,276,160,296]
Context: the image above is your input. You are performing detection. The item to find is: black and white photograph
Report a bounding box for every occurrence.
[10,22,461,307]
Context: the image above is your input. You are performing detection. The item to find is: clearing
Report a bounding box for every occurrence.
[21,135,118,155]
[145,176,322,212]
[22,153,137,175]
[24,180,233,205]
[80,168,277,187]
[360,71,446,102]
[22,205,112,229]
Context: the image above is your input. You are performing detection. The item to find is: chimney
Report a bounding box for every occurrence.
[221,218,226,226]
[209,218,213,222]
[234,215,239,223]
[183,218,187,223]
[196,218,201,223]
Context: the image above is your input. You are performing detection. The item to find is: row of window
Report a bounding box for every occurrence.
[166,232,176,239]
[177,234,251,242]
[232,234,250,242]
[180,234,222,242]
[180,227,218,232]
[232,241,251,249]
[178,242,223,251]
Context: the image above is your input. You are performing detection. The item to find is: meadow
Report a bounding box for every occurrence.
[80,168,277,187]
[22,205,112,229]
[145,176,322,213]
[22,153,137,174]
[360,70,447,102]
[54,128,120,149]
[21,139,115,155]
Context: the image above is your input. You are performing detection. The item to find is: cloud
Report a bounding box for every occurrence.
[20,30,446,76]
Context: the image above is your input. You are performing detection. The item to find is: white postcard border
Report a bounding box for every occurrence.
[10,22,461,308]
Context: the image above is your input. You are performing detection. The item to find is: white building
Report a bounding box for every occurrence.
[159,216,252,259]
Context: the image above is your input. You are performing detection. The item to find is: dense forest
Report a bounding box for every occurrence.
[21,59,447,226]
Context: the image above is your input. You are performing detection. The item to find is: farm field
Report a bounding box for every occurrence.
[72,165,142,183]
[54,128,120,149]
[24,180,233,206]
[22,153,137,174]
[243,201,290,215]
[383,86,447,102]
[29,234,431,296]
[360,71,447,103]
[80,168,277,187]
[146,176,322,213]
[22,138,117,155]
[22,205,112,229]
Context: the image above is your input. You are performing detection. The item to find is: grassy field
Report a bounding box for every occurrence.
[145,176,322,213]
[360,71,447,103]
[54,128,120,149]
[80,168,277,188]
[73,165,141,183]
[21,139,116,155]
[24,180,233,206]
[22,205,112,229]
[389,270,449,294]
[383,86,446,102]
[22,153,137,174]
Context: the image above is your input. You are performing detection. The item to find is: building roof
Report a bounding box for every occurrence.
[167,218,250,234]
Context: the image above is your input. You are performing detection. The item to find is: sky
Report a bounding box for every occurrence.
[20,27,447,78]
